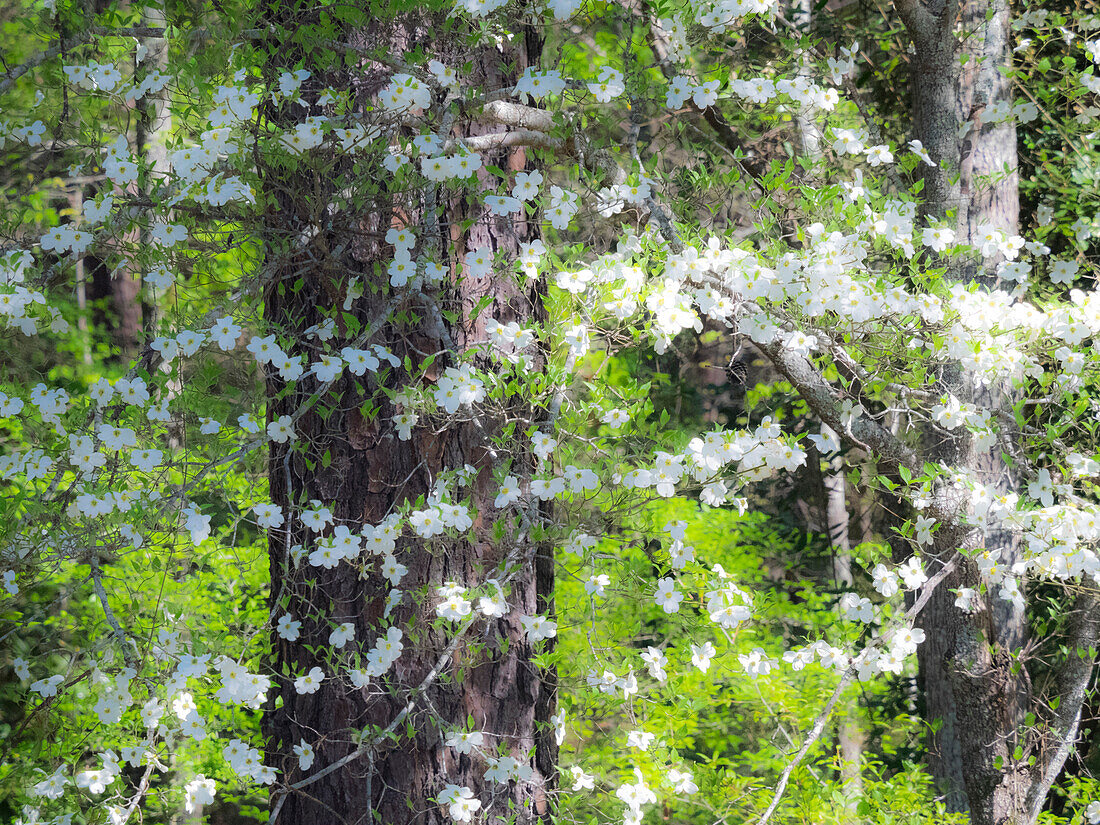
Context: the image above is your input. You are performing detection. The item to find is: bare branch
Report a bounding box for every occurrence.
[455,129,563,153]
[112,756,158,825]
[481,99,556,132]
[89,554,138,669]
[756,558,957,825]
[758,340,921,470]
[1024,587,1100,820]
[1,27,169,96]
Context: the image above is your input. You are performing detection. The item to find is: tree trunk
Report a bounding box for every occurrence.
[897,0,1031,821]
[259,8,555,825]
[824,468,864,815]
[136,7,170,341]
[88,18,168,358]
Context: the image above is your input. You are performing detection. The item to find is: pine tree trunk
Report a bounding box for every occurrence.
[259,9,555,823]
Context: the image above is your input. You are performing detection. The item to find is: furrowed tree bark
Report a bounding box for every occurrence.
[259,8,554,824]
[895,0,1083,822]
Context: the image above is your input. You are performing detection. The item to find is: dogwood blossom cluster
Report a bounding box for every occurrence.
[486,318,536,366]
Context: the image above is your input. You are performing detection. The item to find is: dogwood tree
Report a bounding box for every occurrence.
[3,0,1100,823]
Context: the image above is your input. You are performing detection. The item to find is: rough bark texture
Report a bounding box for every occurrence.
[896,0,1033,821]
[259,9,554,824]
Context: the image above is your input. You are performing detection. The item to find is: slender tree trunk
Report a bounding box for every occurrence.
[792,0,822,160]
[260,9,555,824]
[90,17,169,358]
[137,7,170,340]
[104,248,144,356]
[69,188,93,367]
[823,468,864,814]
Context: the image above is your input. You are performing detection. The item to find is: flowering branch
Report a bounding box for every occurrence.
[269,539,536,821]
[88,553,137,669]
[756,557,957,825]
[0,27,169,96]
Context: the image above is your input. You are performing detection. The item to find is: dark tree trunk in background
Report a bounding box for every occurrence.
[88,20,166,360]
[86,252,143,358]
[260,8,554,824]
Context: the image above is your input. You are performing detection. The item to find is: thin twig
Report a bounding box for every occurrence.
[756,558,956,825]
[89,554,137,669]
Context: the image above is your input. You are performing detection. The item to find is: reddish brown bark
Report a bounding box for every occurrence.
[259,10,554,824]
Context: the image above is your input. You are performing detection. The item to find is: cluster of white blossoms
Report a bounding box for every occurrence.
[73,750,121,795]
[380,73,432,111]
[595,177,655,217]
[280,115,330,154]
[184,776,217,814]
[63,61,124,92]
[40,223,95,256]
[100,135,138,185]
[210,83,260,128]
[436,581,474,621]
[695,0,776,32]
[513,68,568,101]
[931,394,987,431]
[546,185,580,230]
[485,752,536,784]
[432,365,486,413]
[616,768,659,824]
[6,119,46,146]
[290,623,407,694]
[705,574,755,629]
[246,331,399,386]
[307,525,363,569]
[223,739,275,783]
[587,666,640,697]
[438,783,481,822]
[214,656,272,709]
[587,67,625,102]
[58,50,177,107]
[550,215,1097,417]
[419,147,483,182]
[486,318,536,365]
[727,74,841,110]
[381,226,442,287]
